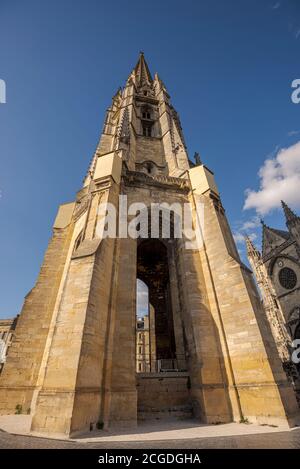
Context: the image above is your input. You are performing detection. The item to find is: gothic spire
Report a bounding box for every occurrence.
[133,51,153,86]
[245,235,261,260]
[281,200,298,226]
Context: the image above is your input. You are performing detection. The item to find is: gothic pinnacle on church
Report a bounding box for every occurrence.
[245,235,261,260]
[194,152,202,166]
[281,200,298,226]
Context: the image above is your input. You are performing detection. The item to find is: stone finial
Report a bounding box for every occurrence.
[194,152,202,166]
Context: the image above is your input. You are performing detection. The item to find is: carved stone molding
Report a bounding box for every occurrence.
[123,169,190,193]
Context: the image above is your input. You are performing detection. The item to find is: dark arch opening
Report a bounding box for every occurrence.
[137,239,176,362]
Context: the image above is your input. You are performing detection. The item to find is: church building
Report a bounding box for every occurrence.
[246,203,300,390]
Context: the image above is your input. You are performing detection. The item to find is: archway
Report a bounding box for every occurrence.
[137,239,177,370]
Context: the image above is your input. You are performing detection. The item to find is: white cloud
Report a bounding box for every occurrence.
[240,216,260,231]
[233,232,245,244]
[288,130,300,137]
[244,141,300,215]
[233,223,259,244]
[249,232,257,241]
[233,218,258,245]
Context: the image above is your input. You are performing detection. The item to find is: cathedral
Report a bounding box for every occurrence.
[0,53,299,437]
[246,203,300,385]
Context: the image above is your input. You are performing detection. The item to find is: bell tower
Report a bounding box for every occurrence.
[0,54,299,436]
[84,52,190,183]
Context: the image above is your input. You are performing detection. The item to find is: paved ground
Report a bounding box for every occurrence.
[0,427,300,449]
[76,420,291,442]
[0,415,295,441]
[1,416,300,449]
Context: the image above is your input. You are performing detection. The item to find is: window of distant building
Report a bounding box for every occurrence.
[279,267,297,290]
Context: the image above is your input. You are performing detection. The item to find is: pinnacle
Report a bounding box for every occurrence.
[245,235,260,258]
[281,200,298,225]
[194,152,202,166]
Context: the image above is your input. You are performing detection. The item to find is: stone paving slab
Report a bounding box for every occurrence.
[0,415,31,434]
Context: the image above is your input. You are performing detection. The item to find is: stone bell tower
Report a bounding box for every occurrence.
[0,53,299,436]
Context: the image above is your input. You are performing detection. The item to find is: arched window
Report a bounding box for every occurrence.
[142,121,153,137]
[146,162,153,174]
[142,126,152,137]
[142,110,151,119]
[141,105,151,120]
[74,230,83,252]
[141,105,153,137]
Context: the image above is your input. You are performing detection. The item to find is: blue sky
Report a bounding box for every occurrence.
[0,0,300,319]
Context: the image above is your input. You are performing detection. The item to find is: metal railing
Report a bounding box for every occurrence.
[136,354,187,373]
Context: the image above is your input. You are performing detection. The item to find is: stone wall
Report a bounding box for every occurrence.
[0,221,74,415]
[137,372,192,420]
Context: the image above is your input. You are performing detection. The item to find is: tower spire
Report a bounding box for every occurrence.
[133,51,153,86]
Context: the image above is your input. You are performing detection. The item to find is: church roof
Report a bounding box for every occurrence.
[261,221,290,258]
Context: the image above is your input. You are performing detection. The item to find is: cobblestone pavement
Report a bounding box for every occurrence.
[0,428,300,449]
